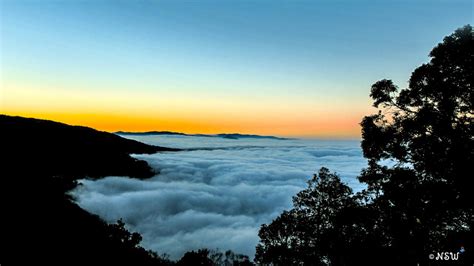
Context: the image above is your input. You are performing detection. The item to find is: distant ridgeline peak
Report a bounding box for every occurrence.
[115,131,290,140]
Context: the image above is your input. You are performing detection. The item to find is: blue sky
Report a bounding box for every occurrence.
[1,0,472,136]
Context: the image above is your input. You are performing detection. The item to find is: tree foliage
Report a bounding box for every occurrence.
[256,168,357,265]
[178,249,253,266]
[256,25,473,265]
[360,25,473,261]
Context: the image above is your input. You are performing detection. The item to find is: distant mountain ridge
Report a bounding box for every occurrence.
[115,131,290,140]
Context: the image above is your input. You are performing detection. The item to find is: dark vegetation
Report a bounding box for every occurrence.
[0,115,252,265]
[0,115,177,265]
[256,25,473,265]
[178,249,253,266]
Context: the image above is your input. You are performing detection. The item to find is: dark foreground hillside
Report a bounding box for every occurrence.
[0,115,178,265]
[1,115,178,178]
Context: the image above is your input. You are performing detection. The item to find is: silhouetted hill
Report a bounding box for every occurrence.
[1,115,179,179]
[116,131,289,140]
[216,133,288,140]
[0,115,178,265]
[116,130,188,136]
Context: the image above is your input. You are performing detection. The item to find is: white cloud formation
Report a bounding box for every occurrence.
[72,136,367,259]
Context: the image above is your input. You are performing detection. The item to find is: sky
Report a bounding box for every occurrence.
[1,0,472,137]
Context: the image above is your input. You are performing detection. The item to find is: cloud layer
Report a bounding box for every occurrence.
[72,136,366,259]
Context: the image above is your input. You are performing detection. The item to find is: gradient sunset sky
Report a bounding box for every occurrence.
[1,0,472,137]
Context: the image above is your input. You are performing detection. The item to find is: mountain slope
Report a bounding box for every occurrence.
[1,115,178,179]
[0,115,177,265]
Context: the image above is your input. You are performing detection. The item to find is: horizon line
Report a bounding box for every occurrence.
[1,113,362,140]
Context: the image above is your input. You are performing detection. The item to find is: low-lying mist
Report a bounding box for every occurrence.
[72,136,366,259]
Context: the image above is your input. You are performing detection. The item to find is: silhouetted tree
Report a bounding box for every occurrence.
[107,219,143,248]
[256,25,473,265]
[209,249,253,266]
[177,249,214,266]
[359,24,473,264]
[256,168,359,265]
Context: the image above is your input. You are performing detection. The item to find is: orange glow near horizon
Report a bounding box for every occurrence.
[1,75,371,139]
[0,109,364,138]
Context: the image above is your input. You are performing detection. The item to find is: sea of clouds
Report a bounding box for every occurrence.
[71,135,367,259]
